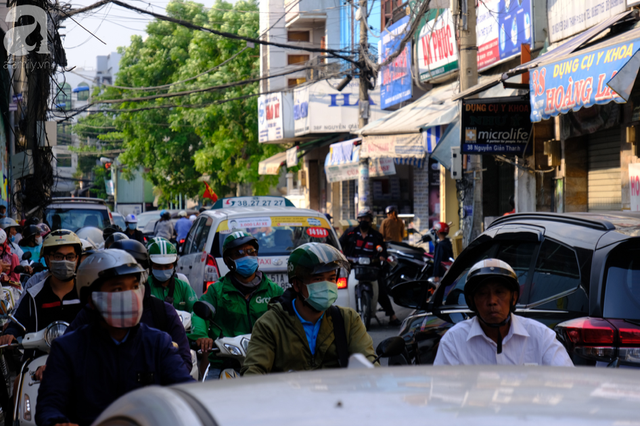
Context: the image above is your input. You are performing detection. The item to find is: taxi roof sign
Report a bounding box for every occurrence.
[211,196,295,209]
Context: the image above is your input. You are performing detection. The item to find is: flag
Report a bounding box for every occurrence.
[203,182,218,203]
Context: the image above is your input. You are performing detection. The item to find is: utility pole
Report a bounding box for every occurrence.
[357,0,370,213]
[458,0,481,245]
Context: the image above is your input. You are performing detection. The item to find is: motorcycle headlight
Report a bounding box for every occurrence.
[241,338,250,353]
[223,343,243,356]
[45,321,69,347]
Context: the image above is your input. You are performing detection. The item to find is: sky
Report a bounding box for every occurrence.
[62,0,234,69]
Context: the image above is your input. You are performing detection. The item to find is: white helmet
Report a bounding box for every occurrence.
[0,218,19,230]
[0,229,6,244]
[189,215,197,222]
[76,227,105,248]
[76,249,145,301]
[80,238,96,253]
[125,214,137,223]
[178,210,187,218]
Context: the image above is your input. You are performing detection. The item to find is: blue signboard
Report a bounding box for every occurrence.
[529,35,640,122]
[380,16,413,109]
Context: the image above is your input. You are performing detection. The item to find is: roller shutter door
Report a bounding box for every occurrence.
[588,128,621,211]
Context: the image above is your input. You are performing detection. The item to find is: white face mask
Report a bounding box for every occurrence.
[35,236,43,245]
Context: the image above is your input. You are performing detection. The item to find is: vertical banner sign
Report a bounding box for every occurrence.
[461,97,532,155]
[380,16,412,109]
[630,163,640,211]
[416,9,458,82]
[548,0,626,43]
[477,0,532,71]
[529,37,640,122]
[258,93,283,143]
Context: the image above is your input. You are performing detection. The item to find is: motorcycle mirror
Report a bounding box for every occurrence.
[193,301,216,321]
[22,252,32,261]
[14,266,24,274]
[8,313,26,334]
[389,280,435,310]
[375,336,405,358]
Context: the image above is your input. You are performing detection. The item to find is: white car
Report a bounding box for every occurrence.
[177,196,349,307]
[93,365,640,426]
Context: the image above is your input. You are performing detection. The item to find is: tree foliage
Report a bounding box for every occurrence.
[95,0,282,203]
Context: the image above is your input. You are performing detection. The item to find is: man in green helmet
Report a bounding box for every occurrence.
[241,242,377,375]
[147,239,197,312]
[189,231,283,379]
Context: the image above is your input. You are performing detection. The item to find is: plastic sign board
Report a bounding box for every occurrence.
[416,9,458,82]
[529,37,640,123]
[461,98,532,155]
[212,196,295,209]
[477,0,532,71]
[548,0,626,44]
[630,163,640,211]
[258,93,283,142]
[379,16,413,109]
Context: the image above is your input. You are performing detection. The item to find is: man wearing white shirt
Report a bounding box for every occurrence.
[434,258,573,367]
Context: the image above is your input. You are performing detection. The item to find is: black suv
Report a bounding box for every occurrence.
[391,212,640,367]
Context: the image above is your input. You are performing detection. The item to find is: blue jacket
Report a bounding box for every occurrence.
[66,298,193,374]
[36,322,194,426]
[174,217,192,241]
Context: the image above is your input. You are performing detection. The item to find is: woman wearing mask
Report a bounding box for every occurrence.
[0,229,20,283]
[18,224,44,265]
[0,218,24,260]
[146,239,197,312]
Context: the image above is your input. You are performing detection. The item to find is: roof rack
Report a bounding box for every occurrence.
[49,197,107,205]
[488,212,616,232]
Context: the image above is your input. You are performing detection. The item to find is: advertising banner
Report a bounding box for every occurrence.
[416,9,458,82]
[258,93,283,142]
[548,0,626,44]
[477,0,532,71]
[529,36,640,122]
[379,16,412,109]
[361,133,425,159]
[630,163,640,211]
[461,98,532,155]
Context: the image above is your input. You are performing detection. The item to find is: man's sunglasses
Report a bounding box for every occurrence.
[231,247,258,257]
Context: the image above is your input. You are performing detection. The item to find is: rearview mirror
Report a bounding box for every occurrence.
[389,280,435,310]
[375,336,405,358]
[22,252,32,261]
[193,301,216,321]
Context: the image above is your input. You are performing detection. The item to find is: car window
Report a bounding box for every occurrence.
[529,240,581,305]
[603,248,640,320]
[113,215,126,230]
[442,241,538,306]
[136,212,159,229]
[45,208,110,231]
[194,217,213,252]
[184,217,206,255]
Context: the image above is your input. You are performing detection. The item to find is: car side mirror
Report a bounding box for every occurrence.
[375,336,405,358]
[22,252,32,261]
[193,301,216,321]
[389,280,435,310]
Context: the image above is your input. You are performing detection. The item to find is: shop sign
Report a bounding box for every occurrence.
[548,0,626,44]
[369,157,396,177]
[477,0,532,71]
[258,93,283,142]
[379,16,413,109]
[416,9,458,82]
[293,80,386,136]
[361,133,424,159]
[286,146,298,168]
[529,38,640,123]
[461,98,531,155]
[630,163,640,211]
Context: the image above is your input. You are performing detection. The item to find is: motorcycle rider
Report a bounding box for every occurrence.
[432,222,453,283]
[66,239,193,373]
[0,229,20,283]
[379,205,405,243]
[242,243,376,375]
[124,213,146,243]
[1,217,24,260]
[18,224,44,266]
[433,259,573,366]
[147,239,197,312]
[154,209,175,241]
[104,231,129,249]
[339,209,399,326]
[189,231,283,379]
[36,249,194,426]
[174,210,192,244]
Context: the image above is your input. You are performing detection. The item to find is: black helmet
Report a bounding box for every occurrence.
[356,208,373,220]
[110,239,150,269]
[104,232,130,249]
[20,224,41,243]
[464,258,519,313]
[25,217,40,227]
[222,231,259,257]
[385,205,398,215]
[103,224,124,242]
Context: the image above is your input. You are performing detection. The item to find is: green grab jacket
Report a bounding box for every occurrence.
[147,275,197,313]
[241,290,377,375]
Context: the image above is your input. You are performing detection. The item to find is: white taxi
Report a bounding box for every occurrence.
[177,196,349,307]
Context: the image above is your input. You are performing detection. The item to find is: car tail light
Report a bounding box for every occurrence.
[556,317,640,365]
[337,277,347,289]
[108,211,113,223]
[203,254,220,294]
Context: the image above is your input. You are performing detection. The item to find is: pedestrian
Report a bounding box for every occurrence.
[379,205,405,243]
[433,259,573,366]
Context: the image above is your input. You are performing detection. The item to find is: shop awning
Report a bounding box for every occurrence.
[430,117,459,170]
[452,10,638,101]
[258,152,287,175]
[325,139,361,183]
[608,49,640,101]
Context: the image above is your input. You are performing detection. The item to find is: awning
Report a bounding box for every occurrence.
[452,10,638,101]
[608,49,640,101]
[324,138,397,182]
[430,118,459,170]
[258,152,286,175]
[72,86,90,93]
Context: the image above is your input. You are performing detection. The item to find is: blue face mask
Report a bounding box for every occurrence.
[233,256,259,278]
[127,223,137,230]
[9,235,14,243]
[304,281,339,312]
[152,267,174,283]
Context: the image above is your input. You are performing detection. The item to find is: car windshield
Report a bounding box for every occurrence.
[45,208,111,231]
[213,225,339,257]
[112,215,126,230]
[603,248,640,320]
[137,212,160,229]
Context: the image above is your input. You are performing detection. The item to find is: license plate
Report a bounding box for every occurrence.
[267,273,290,289]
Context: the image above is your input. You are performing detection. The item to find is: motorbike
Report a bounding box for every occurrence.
[176,310,200,381]
[348,245,385,330]
[191,301,250,380]
[2,314,68,426]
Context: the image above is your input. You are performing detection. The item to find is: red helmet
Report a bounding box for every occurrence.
[434,222,450,235]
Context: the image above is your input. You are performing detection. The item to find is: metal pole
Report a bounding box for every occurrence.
[357,0,369,213]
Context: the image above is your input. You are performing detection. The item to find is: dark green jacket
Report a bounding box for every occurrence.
[241,289,377,375]
[189,272,283,365]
